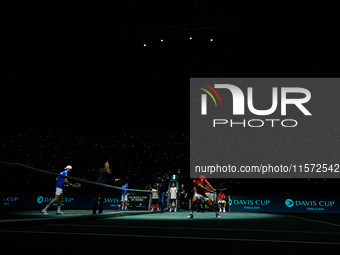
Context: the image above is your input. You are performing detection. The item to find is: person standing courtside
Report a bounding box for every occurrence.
[93,162,120,214]
[179,184,188,211]
[170,182,178,212]
[158,176,167,212]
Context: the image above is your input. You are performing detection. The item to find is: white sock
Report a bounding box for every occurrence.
[43,205,50,211]
[57,206,61,212]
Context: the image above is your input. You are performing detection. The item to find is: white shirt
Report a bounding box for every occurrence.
[152,188,159,199]
[170,187,177,199]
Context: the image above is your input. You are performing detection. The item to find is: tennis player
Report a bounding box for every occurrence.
[40,165,72,215]
[121,181,129,210]
[187,175,221,219]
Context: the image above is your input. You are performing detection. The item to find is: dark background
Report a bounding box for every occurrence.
[3,2,340,196]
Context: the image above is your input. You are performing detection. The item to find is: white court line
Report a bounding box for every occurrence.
[0,229,339,245]
[50,223,340,235]
[290,215,340,228]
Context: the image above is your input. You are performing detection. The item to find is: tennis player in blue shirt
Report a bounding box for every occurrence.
[121,181,129,210]
[40,165,72,215]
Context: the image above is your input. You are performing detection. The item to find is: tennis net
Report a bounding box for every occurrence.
[0,161,153,220]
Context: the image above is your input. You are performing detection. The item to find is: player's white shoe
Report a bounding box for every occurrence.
[40,210,48,215]
[223,208,226,213]
[56,211,64,215]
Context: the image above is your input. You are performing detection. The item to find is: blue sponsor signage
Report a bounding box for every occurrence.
[3,194,121,209]
[229,196,340,214]
[4,194,151,210]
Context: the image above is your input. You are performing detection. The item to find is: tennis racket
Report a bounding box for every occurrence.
[70,183,81,188]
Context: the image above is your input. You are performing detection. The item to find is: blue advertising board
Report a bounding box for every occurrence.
[229,196,340,214]
[3,194,121,210]
[3,193,151,210]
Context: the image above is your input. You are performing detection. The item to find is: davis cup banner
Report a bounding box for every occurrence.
[229,196,340,214]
